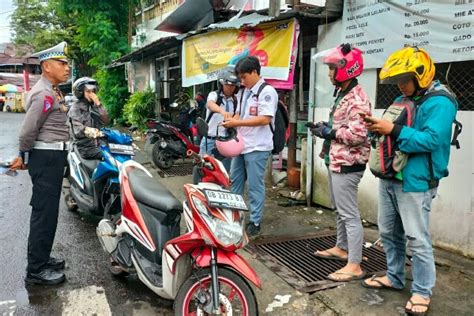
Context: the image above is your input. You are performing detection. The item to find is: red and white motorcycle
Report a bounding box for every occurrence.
[97,124,260,315]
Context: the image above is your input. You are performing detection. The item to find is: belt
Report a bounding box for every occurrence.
[339,164,366,174]
[205,136,218,140]
[33,141,70,151]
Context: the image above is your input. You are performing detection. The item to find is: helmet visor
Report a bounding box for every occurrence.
[380,72,415,85]
[84,84,97,92]
[312,47,345,68]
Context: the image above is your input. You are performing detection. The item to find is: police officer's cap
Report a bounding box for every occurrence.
[31,42,68,63]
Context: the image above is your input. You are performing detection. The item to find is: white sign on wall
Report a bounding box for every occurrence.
[342,0,474,68]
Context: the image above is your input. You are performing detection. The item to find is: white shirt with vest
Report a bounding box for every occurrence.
[238,78,278,154]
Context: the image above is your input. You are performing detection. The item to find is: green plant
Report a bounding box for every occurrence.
[96,67,130,123]
[123,89,156,130]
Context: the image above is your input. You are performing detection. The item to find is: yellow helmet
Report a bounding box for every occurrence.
[379,46,435,89]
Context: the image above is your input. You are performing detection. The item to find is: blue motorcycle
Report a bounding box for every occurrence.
[65,128,134,216]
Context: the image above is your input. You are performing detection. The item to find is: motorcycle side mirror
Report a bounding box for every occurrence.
[196,117,208,137]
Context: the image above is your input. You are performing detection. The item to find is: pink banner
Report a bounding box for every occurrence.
[266,22,300,90]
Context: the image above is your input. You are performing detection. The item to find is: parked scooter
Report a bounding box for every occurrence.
[96,120,260,315]
[65,128,135,216]
[146,104,200,170]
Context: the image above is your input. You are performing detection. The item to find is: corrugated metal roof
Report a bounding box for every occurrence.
[110,35,180,65]
[207,12,275,30]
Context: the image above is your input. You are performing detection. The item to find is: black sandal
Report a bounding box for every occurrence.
[405,298,430,315]
[361,275,403,291]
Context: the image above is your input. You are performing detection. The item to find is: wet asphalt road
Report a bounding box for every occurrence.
[0,112,173,315]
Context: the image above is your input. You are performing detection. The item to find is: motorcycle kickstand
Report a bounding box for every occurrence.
[210,247,220,313]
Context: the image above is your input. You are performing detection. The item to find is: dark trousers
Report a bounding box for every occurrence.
[27,149,67,273]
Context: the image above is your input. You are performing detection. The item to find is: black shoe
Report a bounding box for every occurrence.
[46,257,65,270]
[246,222,261,237]
[25,268,66,285]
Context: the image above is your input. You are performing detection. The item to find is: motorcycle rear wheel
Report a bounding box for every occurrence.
[174,267,258,316]
[152,143,174,170]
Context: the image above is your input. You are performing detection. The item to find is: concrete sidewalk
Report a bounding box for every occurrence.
[133,139,474,315]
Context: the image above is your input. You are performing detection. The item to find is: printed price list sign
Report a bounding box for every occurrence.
[342,0,473,68]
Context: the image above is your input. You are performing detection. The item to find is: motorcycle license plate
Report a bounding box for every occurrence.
[204,189,248,211]
[109,143,134,156]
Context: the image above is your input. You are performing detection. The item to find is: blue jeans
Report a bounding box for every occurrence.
[231,150,271,225]
[378,179,437,298]
[199,137,231,172]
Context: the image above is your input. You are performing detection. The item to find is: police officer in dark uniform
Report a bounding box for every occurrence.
[10,42,71,285]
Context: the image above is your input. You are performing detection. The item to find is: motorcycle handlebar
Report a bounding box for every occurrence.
[187,150,201,162]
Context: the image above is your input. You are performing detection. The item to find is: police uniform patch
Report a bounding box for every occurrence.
[43,95,54,113]
[264,94,271,102]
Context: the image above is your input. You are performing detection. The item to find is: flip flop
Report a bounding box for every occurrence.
[361,275,403,291]
[327,270,367,282]
[405,298,430,315]
[313,249,348,262]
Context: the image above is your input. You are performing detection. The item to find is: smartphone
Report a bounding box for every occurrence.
[305,122,317,129]
[358,112,372,123]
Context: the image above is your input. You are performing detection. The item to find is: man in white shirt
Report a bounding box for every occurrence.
[200,67,240,171]
[222,56,278,236]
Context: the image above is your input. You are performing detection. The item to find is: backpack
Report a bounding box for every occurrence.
[253,82,289,154]
[369,90,462,180]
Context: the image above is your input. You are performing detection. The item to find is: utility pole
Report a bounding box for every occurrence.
[286,0,302,172]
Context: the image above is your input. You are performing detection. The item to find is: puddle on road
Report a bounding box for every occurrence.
[19,286,63,306]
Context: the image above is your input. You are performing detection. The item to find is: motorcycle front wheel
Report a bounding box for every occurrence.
[174,267,258,316]
[152,143,174,170]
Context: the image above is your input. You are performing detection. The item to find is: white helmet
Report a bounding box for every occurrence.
[217,66,240,87]
[72,77,98,99]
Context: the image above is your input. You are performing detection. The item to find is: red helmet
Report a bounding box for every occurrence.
[215,128,244,158]
[313,43,364,82]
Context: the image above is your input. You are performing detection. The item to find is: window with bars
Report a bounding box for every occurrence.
[375,60,473,111]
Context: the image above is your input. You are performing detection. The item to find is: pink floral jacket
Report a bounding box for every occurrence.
[327,84,371,172]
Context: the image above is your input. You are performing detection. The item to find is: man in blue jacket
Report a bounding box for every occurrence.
[362,47,458,315]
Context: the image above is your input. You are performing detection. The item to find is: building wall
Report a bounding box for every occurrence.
[132,1,181,49]
[311,20,474,257]
[128,57,155,93]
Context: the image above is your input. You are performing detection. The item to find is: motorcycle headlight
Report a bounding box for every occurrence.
[191,195,209,215]
[212,216,243,246]
[191,196,243,246]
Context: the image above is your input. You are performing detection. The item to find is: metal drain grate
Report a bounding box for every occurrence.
[157,163,195,177]
[246,231,388,292]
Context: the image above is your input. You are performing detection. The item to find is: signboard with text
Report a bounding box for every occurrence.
[182,19,298,87]
[342,0,473,68]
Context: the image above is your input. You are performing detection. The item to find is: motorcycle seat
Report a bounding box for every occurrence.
[73,145,100,175]
[128,169,182,213]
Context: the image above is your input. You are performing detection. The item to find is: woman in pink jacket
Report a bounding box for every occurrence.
[310,44,371,282]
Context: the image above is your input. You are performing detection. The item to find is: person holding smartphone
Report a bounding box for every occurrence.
[310,44,371,282]
[362,47,458,316]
